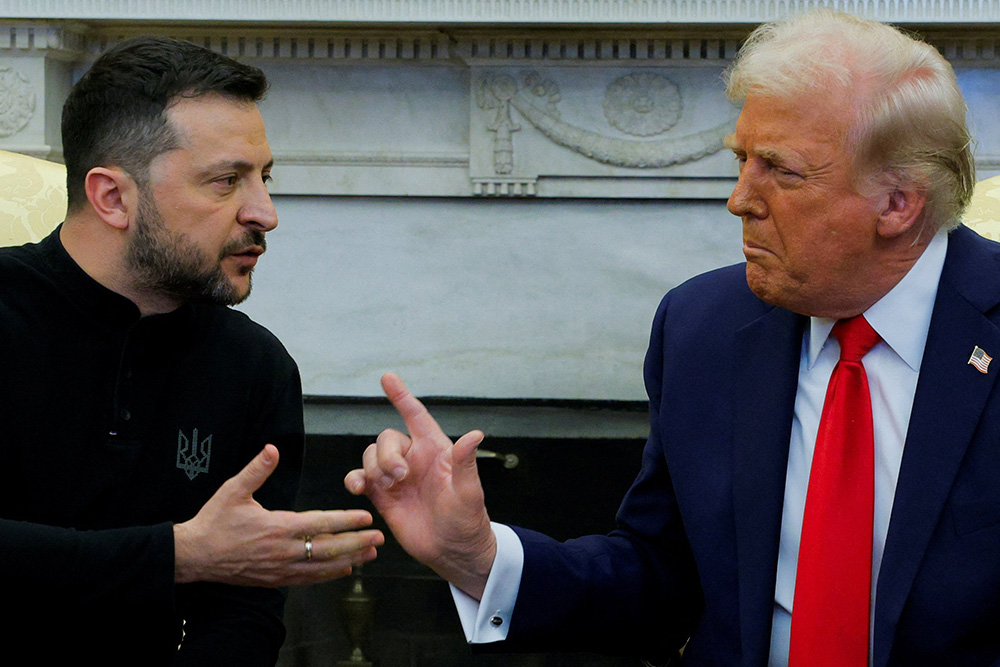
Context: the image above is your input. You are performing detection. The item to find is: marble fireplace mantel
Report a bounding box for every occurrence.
[2,1,998,406]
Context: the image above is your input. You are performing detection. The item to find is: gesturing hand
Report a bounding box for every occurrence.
[344,373,497,600]
[174,444,384,587]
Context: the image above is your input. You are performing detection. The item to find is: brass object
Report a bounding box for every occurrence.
[337,567,375,666]
[476,448,519,469]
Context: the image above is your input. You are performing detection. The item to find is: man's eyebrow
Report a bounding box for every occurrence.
[754,146,795,166]
[200,158,274,176]
[724,139,793,166]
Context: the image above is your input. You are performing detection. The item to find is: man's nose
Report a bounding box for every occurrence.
[727,165,765,219]
[239,179,278,232]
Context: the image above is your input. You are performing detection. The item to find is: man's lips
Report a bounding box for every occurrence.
[230,245,264,256]
[742,240,773,258]
[227,246,264,264]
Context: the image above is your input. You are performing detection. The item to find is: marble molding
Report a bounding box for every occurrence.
[3,0,1000,23]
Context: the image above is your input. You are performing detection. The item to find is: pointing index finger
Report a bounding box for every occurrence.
[381,372,447,441]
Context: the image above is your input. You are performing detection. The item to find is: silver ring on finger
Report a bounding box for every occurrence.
[304,536,313,561]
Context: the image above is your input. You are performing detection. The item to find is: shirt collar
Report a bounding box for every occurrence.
[39,225,195,331]
[806,230,948,371]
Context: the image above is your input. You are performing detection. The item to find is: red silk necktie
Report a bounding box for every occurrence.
[788,315,881,667]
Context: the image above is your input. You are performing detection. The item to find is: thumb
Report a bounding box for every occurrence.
[452,430,484,485]
[228,444,280,497]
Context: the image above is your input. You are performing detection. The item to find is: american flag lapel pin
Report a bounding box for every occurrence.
[968,346,993,374]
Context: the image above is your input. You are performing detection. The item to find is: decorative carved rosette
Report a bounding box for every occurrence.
[603,73,682,137]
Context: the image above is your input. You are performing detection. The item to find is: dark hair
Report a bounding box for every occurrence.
[61,35,268,210]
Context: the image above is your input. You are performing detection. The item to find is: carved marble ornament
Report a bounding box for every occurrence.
[603,73,682,137]
[478,70,731,172]
[476,72,521,174]
[0,67,36,138]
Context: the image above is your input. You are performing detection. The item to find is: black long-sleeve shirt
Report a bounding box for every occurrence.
[0,228,304,665]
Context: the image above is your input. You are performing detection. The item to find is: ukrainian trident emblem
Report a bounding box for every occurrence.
[177,428,212,480]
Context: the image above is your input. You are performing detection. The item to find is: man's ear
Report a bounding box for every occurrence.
[876,187,928,240]
[83,167,139,231]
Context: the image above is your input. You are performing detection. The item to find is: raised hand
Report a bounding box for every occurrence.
[174,444,384,587]
[344,372,496,599]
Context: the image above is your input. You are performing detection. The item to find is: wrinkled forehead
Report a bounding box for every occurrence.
[729,89,856,144]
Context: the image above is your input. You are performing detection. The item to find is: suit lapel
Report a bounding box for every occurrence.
[732,305,805,666]
[873,227,1000,667]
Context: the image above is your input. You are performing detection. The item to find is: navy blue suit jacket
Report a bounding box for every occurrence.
[504,225,1000,666]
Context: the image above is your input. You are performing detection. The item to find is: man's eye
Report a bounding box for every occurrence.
[218,175,237,187]
[766,161,800,179]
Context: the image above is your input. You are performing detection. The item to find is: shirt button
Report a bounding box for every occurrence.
[490,615,503,627]
[120,409,131,421]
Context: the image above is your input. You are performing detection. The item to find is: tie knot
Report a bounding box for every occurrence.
[832,315,881,362]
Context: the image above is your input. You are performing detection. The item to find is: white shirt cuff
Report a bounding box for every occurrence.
[450,522,524,643]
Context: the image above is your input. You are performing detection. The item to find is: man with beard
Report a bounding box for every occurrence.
[0,37,383,665]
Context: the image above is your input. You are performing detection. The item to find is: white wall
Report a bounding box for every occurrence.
[239,196,743,399]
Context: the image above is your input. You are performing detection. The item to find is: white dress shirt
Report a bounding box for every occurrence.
[455,232,949,666]
[770,230,947,665]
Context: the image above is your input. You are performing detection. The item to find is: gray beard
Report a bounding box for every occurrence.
[124,195,264,306]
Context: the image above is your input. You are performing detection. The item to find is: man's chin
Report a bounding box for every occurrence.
[216,268,253,305]
[745,263,782,307]
[744,266,825,316]
[187,275,251,307]
[226,278,253,305]
[219,283,251,306]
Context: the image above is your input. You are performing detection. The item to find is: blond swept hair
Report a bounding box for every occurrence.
[725,9,975,232]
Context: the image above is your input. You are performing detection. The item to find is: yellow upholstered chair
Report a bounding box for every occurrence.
[964,174,1000,241]
[0,150,67,247]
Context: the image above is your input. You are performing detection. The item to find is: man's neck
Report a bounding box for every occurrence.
[800,225,937,320]
[59,217,183,317]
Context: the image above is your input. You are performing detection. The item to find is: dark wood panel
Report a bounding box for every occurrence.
[279,434,646,667]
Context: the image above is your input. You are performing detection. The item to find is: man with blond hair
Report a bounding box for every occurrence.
[347,10,997,667]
